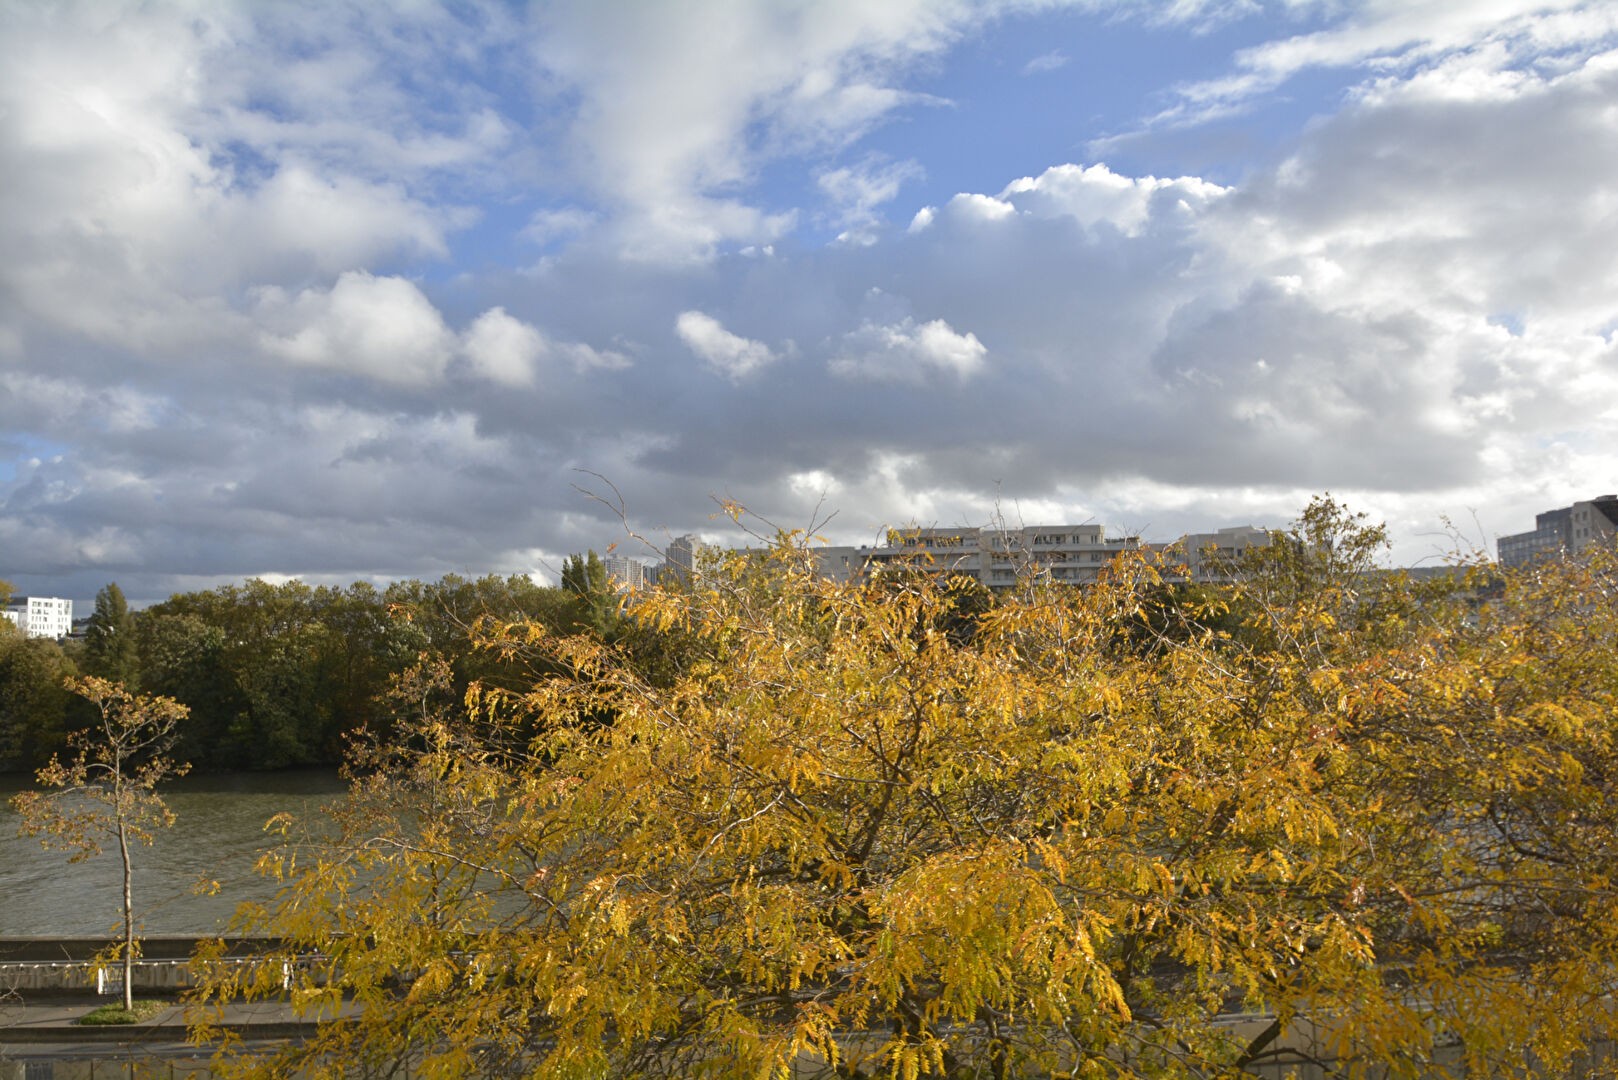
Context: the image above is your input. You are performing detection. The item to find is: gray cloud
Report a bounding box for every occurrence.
[3,2,1617,609]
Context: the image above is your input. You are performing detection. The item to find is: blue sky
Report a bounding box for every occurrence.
[3,0,1618,607]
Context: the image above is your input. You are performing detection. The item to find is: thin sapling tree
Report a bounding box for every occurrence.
[11,677,190,1012]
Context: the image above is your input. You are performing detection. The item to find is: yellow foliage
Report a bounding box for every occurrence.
[196,504,1618,1078]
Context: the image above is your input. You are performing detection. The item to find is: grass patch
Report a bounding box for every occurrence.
[79,999,172,1025]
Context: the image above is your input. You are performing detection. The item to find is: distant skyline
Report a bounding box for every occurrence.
[4,1,1617,608]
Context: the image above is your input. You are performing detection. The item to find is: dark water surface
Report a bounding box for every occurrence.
[0,769,346,936]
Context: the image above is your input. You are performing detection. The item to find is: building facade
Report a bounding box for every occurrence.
[1498,495,1618,568]
[3,596,74,639]
[1166,525,1274,583]
[811,522,1272,590]
[659,534,715,584]
[814,524,1146,591]
[603,555,653,591]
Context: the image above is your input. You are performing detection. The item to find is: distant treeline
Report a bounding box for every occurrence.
[0,555,618,773]
[2,549,1250,776]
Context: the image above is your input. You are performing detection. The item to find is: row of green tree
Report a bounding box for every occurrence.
[0,552,616,773]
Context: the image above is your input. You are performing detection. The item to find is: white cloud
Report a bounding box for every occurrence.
[460,307,633,383]
[1021,49,1069,74]
[1000,163,1228,236]
[1212,44,1618,335]
[524,207,600,245]
[1153,0,1616,127]
[189,5,525,184]
[529,0,1007,257]
[0,2,462,358]
[462,308,545,387]
[818,156,924,240]
[788,469,844,500]
[558,341,634,372]
[675,311,778,380]
[943,192,1018,223]
[256,271,455,386]
[232,166,451,274]
[6,0,1618,602]
[831,318,987,383]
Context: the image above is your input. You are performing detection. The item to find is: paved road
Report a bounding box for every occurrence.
[0,994,350,1071]
[1,996,337,1038]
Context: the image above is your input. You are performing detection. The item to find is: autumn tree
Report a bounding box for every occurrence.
[12,677,190,1012]
[195,502,1618,1078]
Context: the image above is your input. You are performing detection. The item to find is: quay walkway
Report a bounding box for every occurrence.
[0,996,337,1044]
[0,995,346,1078]
[5,938,1614,1079]
[0,936,337,1075]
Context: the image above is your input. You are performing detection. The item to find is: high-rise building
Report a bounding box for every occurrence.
[1498,495,1618,568]
[2,596,74,639]
[603,555,653,591]
[661,534,714,584]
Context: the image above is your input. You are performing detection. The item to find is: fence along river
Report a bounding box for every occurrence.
[0,769,344,937]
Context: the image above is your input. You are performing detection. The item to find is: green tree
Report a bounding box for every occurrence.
[0,632,77,771]
[85,582,140,686]
[139,579,314,767]
[137,612,244,768]
[141,578,407,767]
[562,549,621,638]
[560,549,607,596]
[131,573,585,768]
[312,582,415,740]
[12,677,189,1011]
[195,507,1618,1078]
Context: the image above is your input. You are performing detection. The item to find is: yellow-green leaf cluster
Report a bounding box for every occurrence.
[198,505,1618,1079]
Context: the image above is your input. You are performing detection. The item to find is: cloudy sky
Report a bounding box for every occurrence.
[4,1,1617,606]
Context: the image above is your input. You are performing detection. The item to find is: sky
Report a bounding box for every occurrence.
[3,0,1618,608]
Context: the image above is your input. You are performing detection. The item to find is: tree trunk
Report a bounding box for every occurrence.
[118,813,134,1012]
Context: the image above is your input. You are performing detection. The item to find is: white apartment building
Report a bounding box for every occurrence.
[1164,525,1274,583]
[811,522,1272,590]
[810,545,867,584]
[3,595,74,639]
[820,524,1145,591]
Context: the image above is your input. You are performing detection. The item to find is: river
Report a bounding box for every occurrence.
[0,769,347,936]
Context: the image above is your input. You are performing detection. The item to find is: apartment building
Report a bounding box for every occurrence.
[814,524,1143,590]
[1497,495,1618,568]
[2,595,74,639]
[603,554,654,591]
[811,522,1272,590]
[658,534,715,585]
[1165,525,1274,583]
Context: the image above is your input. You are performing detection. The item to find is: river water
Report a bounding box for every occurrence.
[0,769,347,936]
